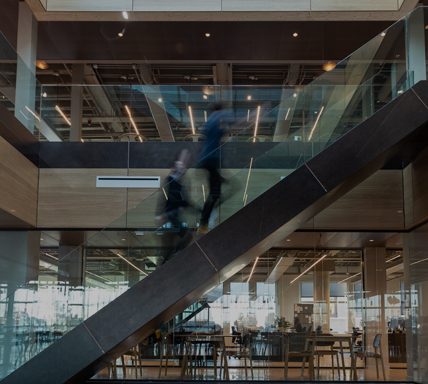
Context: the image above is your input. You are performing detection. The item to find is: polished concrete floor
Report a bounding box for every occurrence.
[94,357,407,381]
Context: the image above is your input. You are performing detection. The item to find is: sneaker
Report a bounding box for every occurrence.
[196,225,209,235]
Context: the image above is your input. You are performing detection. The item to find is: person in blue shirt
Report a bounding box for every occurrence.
[197,103,232,233]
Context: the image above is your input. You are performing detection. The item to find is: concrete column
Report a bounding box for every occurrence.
[278,274,300,324]
[58,232,85,287]
[70,64,84,142]
[363,247,389,378]
[313,261,333,333]
[15,2,37,132]
[0,231,40,376]
[406,7,427,84]
[0,232,40,285]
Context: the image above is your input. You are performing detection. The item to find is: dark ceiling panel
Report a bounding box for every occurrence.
[37,20,392,62]
[0,0,19,48]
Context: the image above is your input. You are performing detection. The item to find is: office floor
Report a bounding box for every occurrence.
[94,357,407,381]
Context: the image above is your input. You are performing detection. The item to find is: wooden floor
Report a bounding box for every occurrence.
[94,357,408,381]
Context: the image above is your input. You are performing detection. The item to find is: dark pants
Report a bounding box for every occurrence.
[162,209,192,264]
[200,157,222,227]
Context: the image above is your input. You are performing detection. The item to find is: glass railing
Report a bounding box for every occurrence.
[1,6,427,381]
[35,7,414,144]
[0,33,54,142]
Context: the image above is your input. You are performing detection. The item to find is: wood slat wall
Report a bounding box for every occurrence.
[37,167,404,230]
[404,147,428,229]
[0,137,38,227]
[38,169,129,228]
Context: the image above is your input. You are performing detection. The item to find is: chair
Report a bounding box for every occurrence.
[283,332,315,379]
[110,345,142,379]
[355,333,386,380]
[159,334,176,377]
[313,335,340,379]
[221,333,253,379]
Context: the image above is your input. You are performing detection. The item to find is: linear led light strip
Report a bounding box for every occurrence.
[284,107,291,121]
[204,110,208,123]
[55,105,71,126]
[116,252,148,275]
[202,184,206,202]
[247,256,260,283]
[43,252,58,261]
[308,105,325,141]
[289,253,328,285]
[338,272,361,284]
[124,105,143,142]
[25,106,40,122]
[410,257,428,266]
[386,254,401,263]
[243,157,254,203]
[162,187,168,200]
[188,105,196,135]
[252,105,261,143]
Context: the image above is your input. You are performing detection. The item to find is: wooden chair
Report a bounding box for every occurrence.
[313,335,340,379]
[355,333,386,380]
[220,333,253,379]
[283,333,315,379]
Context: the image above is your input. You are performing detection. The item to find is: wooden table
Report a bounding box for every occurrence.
[307,334,357,380]
[179,334,233,379]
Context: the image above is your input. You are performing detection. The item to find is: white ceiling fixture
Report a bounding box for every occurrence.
[55,105,71,126]
[124,105,143,142]
[188,105,196,135]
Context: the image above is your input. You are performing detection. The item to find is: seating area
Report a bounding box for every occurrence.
[100,331,396,381]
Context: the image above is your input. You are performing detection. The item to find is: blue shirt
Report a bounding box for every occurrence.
[199,110,233,162]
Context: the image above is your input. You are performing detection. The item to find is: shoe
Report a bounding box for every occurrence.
[196,225,209,235]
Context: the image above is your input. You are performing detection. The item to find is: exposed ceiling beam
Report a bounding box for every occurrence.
[49,116,152,124]
[83,65,124,134]
[266,253,296,283]
[136,64,175,142]
[213,63,232,86]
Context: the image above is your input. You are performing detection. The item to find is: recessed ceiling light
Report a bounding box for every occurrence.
[157,97,163,103]
[118,29,125,38]
[292,32,299,38]
[369,239,374,242]
[292,93,297,98]
[247,95,252,101]
[203,94,208,100]
[205,32,211,38]
[380,31,386,37]
[122,11,129,20]
[42,92,47,98]
[286,239,291,242]
[36,60,49,70]
[322,61,336,72]
[121,238,126,241]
